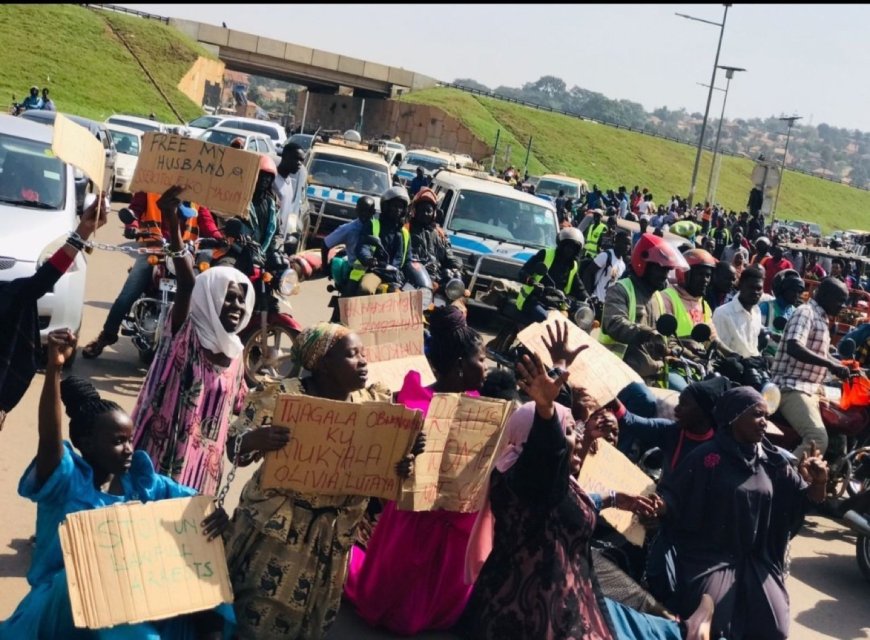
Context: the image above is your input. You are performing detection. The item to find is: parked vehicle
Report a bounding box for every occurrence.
[535,173,589,202]
[105,124,142,197]
[18,109,117,211]
[105,114,167,135]
[185,115,287,152]
[395,149,461,186]
[301,138,392,241]
[198,126,277,156]
[0,114,86,353]
[429,168,560,308]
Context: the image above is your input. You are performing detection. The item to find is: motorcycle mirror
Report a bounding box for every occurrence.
[839,337,857,360]
[118,207,136,225]
[772,316,788,331]
[758,331,771,351]
[656,314,678,338]
[532,262,550,277]
[690,323,712,343]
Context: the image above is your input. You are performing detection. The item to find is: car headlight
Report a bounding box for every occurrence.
[38,234,80,272]
[444,278,466,301]
[278,268,299,297]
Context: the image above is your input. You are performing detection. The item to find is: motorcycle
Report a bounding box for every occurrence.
[117,207,177,364]
[842,482,870,583]
[486,262,596,369]
[652,314,716,389]
[207,218,303,386]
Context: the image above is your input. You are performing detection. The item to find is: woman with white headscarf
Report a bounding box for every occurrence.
[132,186,255,495]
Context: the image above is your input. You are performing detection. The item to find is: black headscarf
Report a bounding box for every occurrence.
[714,386,766,430]
[682,376,730,426]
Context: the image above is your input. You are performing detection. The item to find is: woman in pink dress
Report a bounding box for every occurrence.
[131,186,255,495]
[344,305,489,634]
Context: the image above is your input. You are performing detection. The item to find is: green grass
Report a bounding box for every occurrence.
[0,5,212,125]
[402,88,870,233]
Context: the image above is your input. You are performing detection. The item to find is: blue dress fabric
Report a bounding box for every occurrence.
[0,442,235,639]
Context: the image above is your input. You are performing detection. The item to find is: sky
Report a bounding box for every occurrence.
[122,3,870,133]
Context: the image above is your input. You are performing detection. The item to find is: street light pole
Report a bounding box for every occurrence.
[705,65,746,204]
[678,4,730,208]
[771,115,803,222]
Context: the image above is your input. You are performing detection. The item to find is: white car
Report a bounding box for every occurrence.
[198,126,278,162]
[105,124,142,196]
[0,115,86,344]
[105,114,167,135]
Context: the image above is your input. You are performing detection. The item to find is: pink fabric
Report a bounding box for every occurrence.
[343,370,480,635]
[465,400,574,585]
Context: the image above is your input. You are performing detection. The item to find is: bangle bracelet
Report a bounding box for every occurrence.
[167,248,188,259]
[609,490,617,509]
[66,236,87,252]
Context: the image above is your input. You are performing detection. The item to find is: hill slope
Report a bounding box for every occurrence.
[0,4,211,124]
[401,88,870,232]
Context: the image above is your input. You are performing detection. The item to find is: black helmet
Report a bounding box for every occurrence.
[356,195,376,217]
[772,268,804,298]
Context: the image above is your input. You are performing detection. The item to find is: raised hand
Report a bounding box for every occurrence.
[46,328,77,369]
[543,320,589,369]
[517,351,569,416]
[798,441,828,485]
[157,185,185,234]
[395,454,415,479]
[202,506,230,541]
[75,191,108,239]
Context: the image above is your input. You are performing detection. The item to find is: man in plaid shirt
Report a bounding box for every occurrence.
[771,278,851,456]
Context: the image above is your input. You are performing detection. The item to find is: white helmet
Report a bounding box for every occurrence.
[381,186,410,204]
[557,227,585,249]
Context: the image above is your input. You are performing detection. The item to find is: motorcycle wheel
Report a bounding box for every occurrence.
[857,535,870,583]
[828,457,854,500]
[243,324,299,387]
[138,347,155,366]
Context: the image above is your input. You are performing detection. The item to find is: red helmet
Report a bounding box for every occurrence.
[413,187,437,205]
[258,153,277,175]
[631,233,690,277]
[676,248,716,286]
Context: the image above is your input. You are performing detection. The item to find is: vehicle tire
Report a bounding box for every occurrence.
[242,324,299,387]
[138,347,155,366]
[857,535,870,583]
[829,457,854,500]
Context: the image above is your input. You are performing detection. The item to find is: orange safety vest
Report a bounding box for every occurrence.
[701,207,712,223]
[138,193,199,245]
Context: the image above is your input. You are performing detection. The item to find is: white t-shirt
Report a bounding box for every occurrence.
[712,296,763,358]
[638,200,651,216]
[592,249,626,300]
[275,165,308,237]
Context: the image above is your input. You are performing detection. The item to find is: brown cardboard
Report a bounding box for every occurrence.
[52,113,105,190]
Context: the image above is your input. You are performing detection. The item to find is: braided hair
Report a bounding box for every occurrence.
[59,376,122,447]
[427,306,483,377]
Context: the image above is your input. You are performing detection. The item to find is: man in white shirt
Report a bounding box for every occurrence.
[712,265,765,358]
[274,143,308,241]
[584,229,630,302]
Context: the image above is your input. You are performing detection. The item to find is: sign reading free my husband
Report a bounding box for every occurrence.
[130,132,260,217]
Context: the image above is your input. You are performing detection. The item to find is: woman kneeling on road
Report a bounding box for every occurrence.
[1,329,234,639]
[131,185,255,496]
[221,322,416,639]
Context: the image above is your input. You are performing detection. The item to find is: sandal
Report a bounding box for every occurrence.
[81,332,117,359]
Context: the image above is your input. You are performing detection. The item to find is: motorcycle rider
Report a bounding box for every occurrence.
[515,227,588,324]
[21,86,42,111]
[274,142,308,245]
[705,260,737,311]
[238,154,282,268]
[321,195,377,282]
[758,269,805,358]
[352,186,411,295]
[407,187,463,285]
[581,209,608,259]
[712,265,766,360]
[771,277,851,457]
[599,232,689,387]
[82,187,220,359]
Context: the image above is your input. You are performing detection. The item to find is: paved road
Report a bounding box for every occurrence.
[0,208,868,638]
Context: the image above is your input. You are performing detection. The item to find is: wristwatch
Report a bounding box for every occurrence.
[548,366,568,379]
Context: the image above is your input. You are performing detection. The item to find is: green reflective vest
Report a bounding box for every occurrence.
[584,222,608,258]
[516,248,578,311]
[662,287,712,338]
[599,278,664,359]
[349,219,410,281]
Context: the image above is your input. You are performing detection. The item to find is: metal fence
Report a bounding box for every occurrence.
[81,3,169,24]
[440,82,869,192]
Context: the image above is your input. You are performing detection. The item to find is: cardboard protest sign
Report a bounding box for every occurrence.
[578,440,656,546]
[398,393,512,513]
[339,290,435,390]
[130,132,260,216]
[59,496,232,629]
[260,394,424,500]
[518,313,641,406]
[52,113,105,190]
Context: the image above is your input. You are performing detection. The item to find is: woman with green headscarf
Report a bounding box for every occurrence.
[221,322,411,639]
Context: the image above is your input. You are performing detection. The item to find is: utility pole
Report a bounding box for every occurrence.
[771,115,803,223]
[705,65,746,203]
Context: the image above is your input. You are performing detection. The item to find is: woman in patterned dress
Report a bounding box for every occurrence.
[131,186,255,495]
[221,323,417,639]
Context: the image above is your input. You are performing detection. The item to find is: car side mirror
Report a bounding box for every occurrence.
[656,314,679,338]
[690,323,712,342]
[118,207,136,225]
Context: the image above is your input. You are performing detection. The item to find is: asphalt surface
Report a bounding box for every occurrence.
[0,205,867,638]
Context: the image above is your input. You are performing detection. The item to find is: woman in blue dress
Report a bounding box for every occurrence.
[0,329,235,639]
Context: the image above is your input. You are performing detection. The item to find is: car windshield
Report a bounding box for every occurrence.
[223,120,281,141]
[109,130,140,156]
[189,115,222,129]
[536,179,579,199]
[200,129,247,147]
[403,154,449,172]
[289,134,313,150]
[0,133,66,210]
[308,153,390,196]
[448,189,557,249]
[108,117,161,133]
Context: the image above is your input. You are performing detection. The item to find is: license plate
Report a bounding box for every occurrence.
[159,278,177,293]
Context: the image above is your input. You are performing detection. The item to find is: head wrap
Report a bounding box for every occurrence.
[465,401,574,585]
[682,377,730,426]
[713,386,767,430]
[291,322,352,372]
[189,266,255,359]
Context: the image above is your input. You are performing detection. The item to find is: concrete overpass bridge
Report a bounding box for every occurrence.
[169,18,439,97]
